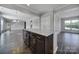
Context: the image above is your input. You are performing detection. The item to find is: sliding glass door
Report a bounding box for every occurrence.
[64,19,79,33]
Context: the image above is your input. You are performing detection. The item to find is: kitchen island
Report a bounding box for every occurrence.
[23,29,53,54]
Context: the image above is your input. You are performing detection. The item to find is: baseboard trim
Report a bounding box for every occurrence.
[61,31,79,34]
[53,47,58,54]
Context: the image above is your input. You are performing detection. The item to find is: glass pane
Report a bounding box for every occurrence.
[71,20,79,31]
[65,20,71,30]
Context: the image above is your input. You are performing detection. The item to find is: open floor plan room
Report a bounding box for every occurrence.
[0,4,79,54]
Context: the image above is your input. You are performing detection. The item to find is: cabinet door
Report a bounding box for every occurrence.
[35,36,45,54]
[29,33,37,50]
[47,35,53,53]
[23,31,30,47]
[46,39,53,53]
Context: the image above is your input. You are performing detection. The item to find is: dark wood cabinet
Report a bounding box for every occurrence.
[23,30,53,54]
[34,35,45,54]
[23,30,30,48]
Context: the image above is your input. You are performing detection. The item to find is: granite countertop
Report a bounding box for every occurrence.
[24,29,53,36]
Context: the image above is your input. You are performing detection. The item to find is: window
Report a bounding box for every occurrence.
[71,20,79,30]
[65,20,71,30]
[65,19,79,31]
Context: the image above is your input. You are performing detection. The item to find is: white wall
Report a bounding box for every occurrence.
[0,17,9,31]
[41,12,54,33]
[26,19,30,29]
[41,14,50,31]
[61,19,65,32]
[26,18,40,30]
[11,21,24,30]
[32,18,40,29]
[53,12,61,53]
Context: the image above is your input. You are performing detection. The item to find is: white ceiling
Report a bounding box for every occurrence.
[0,5,39,21]
[0,4,79,21]
[15,4,79,15]
[29,4,79,14]
[29,4,69,14]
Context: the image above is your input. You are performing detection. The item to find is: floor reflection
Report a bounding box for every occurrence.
[57,32,79,54]
[0,30,24,54]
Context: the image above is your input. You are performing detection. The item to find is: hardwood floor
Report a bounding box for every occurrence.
[57,32,79,54]
[0,30,25,54]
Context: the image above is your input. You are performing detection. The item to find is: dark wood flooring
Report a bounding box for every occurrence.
[56,32,79,54]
